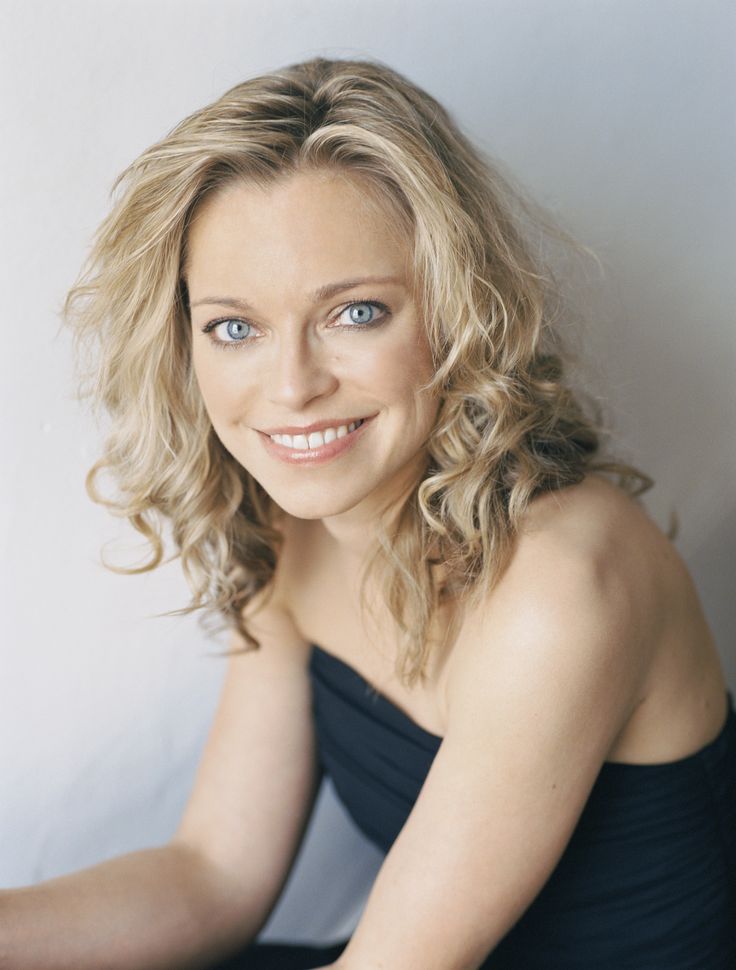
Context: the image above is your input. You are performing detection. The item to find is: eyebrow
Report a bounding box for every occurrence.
[189,275,403,312]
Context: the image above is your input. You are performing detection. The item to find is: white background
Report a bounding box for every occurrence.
[1,0,734,944]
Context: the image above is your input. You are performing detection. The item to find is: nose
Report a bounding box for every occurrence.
[265,329,338,410]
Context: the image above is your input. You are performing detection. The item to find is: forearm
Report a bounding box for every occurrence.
[0,842,260,970]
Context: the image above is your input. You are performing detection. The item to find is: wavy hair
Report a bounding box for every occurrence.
[64,56,668,687]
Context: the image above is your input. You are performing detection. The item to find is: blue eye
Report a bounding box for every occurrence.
[219,319,251,341]
[339,300,389,327]
[202,317,254,348]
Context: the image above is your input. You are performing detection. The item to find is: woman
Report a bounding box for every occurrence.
[2,56,733,969]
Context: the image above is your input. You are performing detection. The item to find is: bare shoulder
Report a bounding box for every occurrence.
[449,473,661,657]
[508,472,689,631]
[444,471,727,764]
[518,471,675,577]
[443,474,668,748]
[512,471,708,674]
[490,471,673,629]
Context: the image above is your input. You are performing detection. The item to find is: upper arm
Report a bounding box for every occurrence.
[337,492,657,970]
[171,575,320,936]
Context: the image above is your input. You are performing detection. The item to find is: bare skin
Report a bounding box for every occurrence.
[282,471,729,766]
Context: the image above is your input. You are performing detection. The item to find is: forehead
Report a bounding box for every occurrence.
[184,169,412,289]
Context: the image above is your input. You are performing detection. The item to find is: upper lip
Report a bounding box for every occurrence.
[259,415,372,436]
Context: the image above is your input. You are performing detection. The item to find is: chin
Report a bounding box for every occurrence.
[234,462,346,514]
[268,489,368,521]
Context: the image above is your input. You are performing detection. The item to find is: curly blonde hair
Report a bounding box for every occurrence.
[64,55,665,687]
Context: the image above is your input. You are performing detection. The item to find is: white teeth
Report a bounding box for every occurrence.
[271,418,365,449]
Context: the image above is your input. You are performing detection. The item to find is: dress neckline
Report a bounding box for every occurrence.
[309,642,444,742]
[309,642,736,770]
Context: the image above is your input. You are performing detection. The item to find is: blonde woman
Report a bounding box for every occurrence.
[2,57,733,969]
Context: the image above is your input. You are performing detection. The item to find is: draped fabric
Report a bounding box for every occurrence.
[309,644,736,969]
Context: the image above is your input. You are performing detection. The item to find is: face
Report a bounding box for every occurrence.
[186,169,440,528]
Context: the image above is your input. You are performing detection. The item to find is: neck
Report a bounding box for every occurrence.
[318,456,423,565]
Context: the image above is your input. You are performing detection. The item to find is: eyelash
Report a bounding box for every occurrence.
[200,299,391,351]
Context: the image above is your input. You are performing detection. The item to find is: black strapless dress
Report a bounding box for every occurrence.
[307,644,735,969]
[210,643,736,969]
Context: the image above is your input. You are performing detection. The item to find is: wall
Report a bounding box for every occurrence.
[1,0,733,944]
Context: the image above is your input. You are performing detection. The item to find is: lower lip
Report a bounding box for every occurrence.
[258,416,375,465]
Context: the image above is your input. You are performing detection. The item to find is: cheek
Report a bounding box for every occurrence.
[362,315,435,388]
[192,350,255,424]
[357,337,438,427]
[383,328,437,407]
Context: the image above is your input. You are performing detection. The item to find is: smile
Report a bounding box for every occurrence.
[270,419,365,450]
[259,415,373,465]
